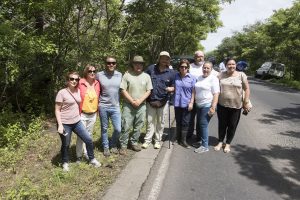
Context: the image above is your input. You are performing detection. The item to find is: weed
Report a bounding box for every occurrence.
[0,116,135,199]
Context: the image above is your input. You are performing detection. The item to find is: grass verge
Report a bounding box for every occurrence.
[269,78,300,90]
[0,118,135,199]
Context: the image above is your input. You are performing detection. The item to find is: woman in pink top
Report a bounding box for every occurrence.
[76,64,101,160]
[55,71,100,171]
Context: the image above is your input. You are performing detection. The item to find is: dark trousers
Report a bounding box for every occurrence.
[187,104,199,139]
[175,107,191,141]
[217,104,241,144]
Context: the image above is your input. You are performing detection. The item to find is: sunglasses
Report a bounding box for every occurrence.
[180,65,188,69]
[88,70,96,74]
[106,62,116,65]
[69,77,80,82]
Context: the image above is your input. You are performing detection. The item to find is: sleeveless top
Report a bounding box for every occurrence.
[218,72,247,109]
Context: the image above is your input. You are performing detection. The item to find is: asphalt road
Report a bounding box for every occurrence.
[139,78,300,200]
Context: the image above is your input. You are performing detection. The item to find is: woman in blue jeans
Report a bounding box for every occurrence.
[193,62,220,153]
[55,71,101,171]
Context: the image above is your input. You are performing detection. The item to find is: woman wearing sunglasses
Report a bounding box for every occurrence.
[55,71,101,172]
[173,59,196,148]
[76,64,100,161]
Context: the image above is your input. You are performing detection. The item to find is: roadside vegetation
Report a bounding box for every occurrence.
[0,118,135,199]
[211,0,300,84]
[270,78,300,90]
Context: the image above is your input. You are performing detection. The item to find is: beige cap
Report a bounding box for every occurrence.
[159,51,170,58]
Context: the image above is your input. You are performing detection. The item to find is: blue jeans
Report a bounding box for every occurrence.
[99,106,121,149]
[196,106,212,148]
[60,121,94,163]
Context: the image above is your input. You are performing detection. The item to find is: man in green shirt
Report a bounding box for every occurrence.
[119,56,153,155]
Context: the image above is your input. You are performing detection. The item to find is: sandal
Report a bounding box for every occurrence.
[214,142,223,151]
[223,144,231,153]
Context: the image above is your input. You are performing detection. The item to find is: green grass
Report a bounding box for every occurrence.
[269,78,300,90]
[0,118,136,199]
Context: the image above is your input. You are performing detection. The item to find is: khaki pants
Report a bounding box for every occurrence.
[119,103,146,147]
[144,102,168,143]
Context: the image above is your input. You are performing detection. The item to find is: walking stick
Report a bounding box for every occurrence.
[168,94,172,149]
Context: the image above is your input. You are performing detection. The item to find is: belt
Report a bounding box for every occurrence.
[82,112,96,115]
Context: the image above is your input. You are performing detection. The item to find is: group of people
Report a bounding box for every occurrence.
[55,50,251,171]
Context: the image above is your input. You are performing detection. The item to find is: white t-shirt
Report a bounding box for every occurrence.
[211,69,219,76]
[189,62,203,79]
[194,74,220,107]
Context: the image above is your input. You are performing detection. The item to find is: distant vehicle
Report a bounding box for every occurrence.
[255,62,285,79]
[236,61,248,72]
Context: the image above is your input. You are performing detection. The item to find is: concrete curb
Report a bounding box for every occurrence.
[101,106,176,200]
[101,146,162,200]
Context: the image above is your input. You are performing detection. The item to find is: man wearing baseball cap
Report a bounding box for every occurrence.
[119,56,153,155]
[142,51,175,149]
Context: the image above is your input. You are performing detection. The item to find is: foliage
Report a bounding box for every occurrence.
[270,78,300,90]
[124,0,224,62]
[212,0,300,81]
[0,0,233,147]
[6,178,49,200]
[0,108,44,168]
[0,118,136,199]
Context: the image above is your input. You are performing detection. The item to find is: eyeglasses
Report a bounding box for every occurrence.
[69,77,80,82]
[88,70,96,74]
[106,62,116,65]
[180,65,188,69]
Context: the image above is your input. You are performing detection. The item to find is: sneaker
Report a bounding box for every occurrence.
[103,148,111,157]
[154,142,161,149]
[119,147,127,155]
[110,147,119,154]
[131,144,141,152]
[90,158,101,168]
[142,142,150,149]
[76,157,82,164]
[192,141,201,148]
[194,146,209,154]
[83,153,89,160]
[62,162,69,172]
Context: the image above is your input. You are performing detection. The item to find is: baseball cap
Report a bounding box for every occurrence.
[159,51,170,58]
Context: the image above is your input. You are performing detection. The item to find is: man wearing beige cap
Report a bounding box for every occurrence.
[119,56,153,155]
[142,51,175,149]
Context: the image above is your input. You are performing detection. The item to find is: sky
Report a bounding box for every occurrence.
[201,0,295,52]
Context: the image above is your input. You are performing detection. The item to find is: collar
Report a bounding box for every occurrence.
[154,64,171,73]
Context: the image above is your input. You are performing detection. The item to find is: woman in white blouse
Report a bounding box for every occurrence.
[193,62,220,153]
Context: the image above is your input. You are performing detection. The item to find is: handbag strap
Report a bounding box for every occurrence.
[65,88,80,114]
